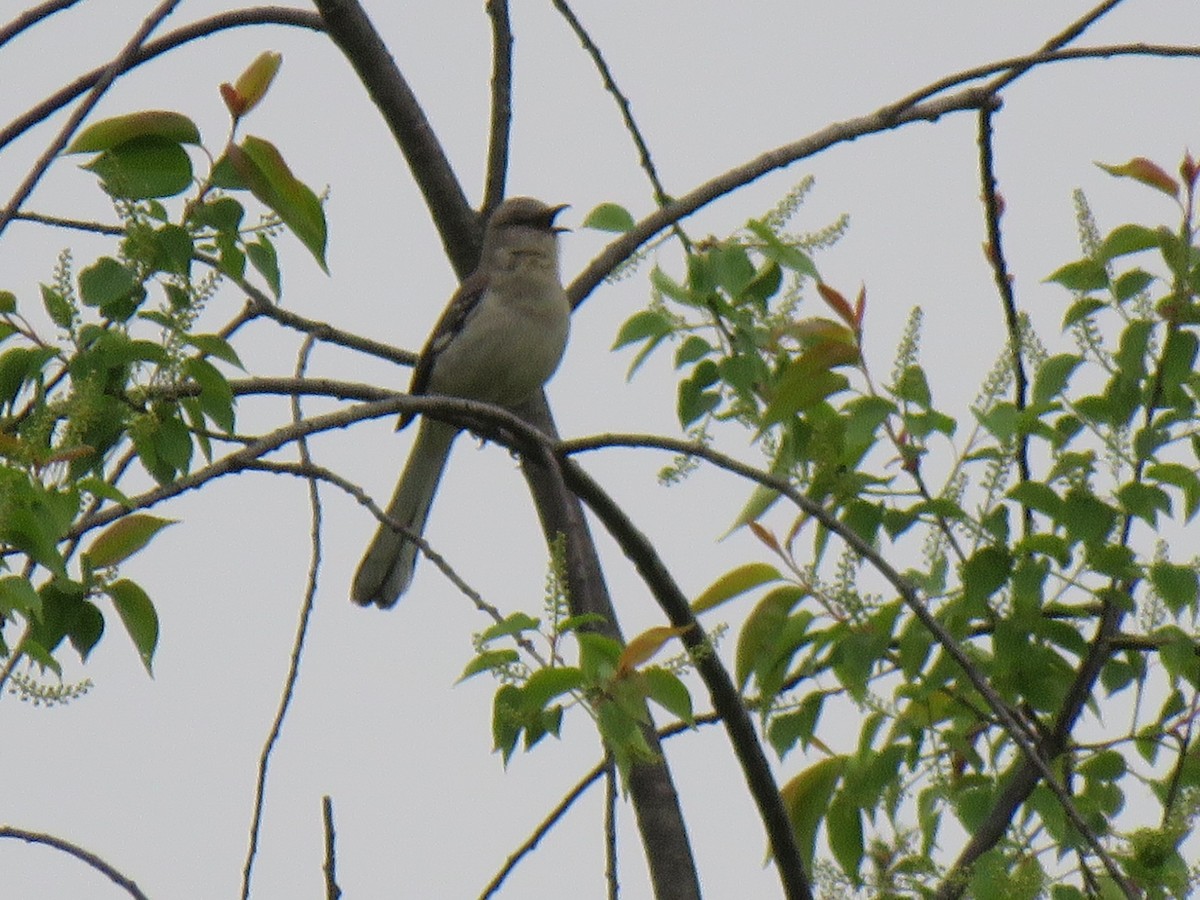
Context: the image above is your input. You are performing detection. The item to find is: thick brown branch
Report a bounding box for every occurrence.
[313,0,478,277]
[482,0,512,213]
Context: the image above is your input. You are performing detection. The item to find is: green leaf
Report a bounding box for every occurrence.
[0,575,42,620]
[827,789,864,882]
[458,649,520,681]
[1146,462,1200,521]
[760,361,849,428]
[492,683,522,763]
[67,110,200,153]
[641,666,694,725]
[893,364,932,408]
[85,514,176,568]
[735,585,809,692]
[691,562,783,614]
[1059,489,1118,547]
[68,599,104,661]
[246,235,281,297]
[1113,268,1154,301]
[181,333,244,369]
[961,545,1012,607]
[1032,354,1082,404]
[84,136,194,200]
[1150,561,1199,616]
[40,284,74,329]
[779,756,845,873]
[1096,223,1162,262]
[1046,258,1109,292]
[1115,481,1171,525]
[78,257,137,309]
[582,202,635,232]
[183,357,235,432]
[768,691,827,757]
[226,136,327,270]
[1080,749,1127,782]
[106,579,158,675]
[522,666,584,709]
[743,219,820,279]
[612,309,673,350]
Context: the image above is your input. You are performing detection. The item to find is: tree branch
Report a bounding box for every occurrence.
[976,106,1032,538]
[312,0,479,277]
[0,826,148,900]
[482,0,512,213]
[0,0,184,239]
[0,0,84,49]
[0,7,325,154]
[240,336,325,900]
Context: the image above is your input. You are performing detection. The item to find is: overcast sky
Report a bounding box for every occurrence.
[3,2,1200,898]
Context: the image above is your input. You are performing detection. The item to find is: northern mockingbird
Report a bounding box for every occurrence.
[351,197,571,608]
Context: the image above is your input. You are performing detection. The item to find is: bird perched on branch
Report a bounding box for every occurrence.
[351,197,571,608]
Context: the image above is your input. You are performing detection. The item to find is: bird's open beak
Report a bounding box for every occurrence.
[548,203,571,233]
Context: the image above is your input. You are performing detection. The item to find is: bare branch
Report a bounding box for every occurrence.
[0,0,85,49]
[241,336,324,900]
[0,826,148,900]
[313,0,478,277]
[322,796,341,900]
[976,106,1032,538]
[567,84,997,309]
[0,0,185,239]
[482,0,512,213]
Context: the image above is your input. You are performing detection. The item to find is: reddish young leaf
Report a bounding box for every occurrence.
[1097,157,1179,199]
[232,51,282,118]
[817,282,856,328]
[219,83,246,118]
[617,625,692,673]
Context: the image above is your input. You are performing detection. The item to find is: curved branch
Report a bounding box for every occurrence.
[558,458,811,899]
[313,0,478,277]
[0,826,148,900]
[566,84,996,309]
[568,40,1200,308]
[557,431,1128,885]
[0,0,84,49]
[0,7,325,154]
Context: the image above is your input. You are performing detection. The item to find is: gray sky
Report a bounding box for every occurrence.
[2,1,1199,897]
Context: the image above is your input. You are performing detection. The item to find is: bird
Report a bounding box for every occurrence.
[351,197,571,608]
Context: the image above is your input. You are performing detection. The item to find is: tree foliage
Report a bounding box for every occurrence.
[2,2,1200,899]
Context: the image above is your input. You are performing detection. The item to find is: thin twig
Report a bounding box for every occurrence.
[240,335,325,900]
[243,458,548,667]
[0,826,148,900]
[549,0,690,249]
[604,757,619,900]
[976,106,1032,539]
[322,796,341,900]
[983,0,1128,94]
[0,0,184,239]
